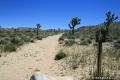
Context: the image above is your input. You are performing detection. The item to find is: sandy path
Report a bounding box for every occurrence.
[0,35,61,80]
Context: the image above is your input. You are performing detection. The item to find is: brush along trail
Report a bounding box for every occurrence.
[0,34,63,80]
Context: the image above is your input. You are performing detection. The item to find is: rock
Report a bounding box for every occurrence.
[30,71,73,80]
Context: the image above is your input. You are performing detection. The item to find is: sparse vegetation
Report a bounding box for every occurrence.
[114,39,120,49]
[67,53,82,70]
[58,36,64,41]
[80,38,91,45]
[11,36,24,46]
[4,43,17,52]
[57,13,120,79]
[36,36,42,40]
[106,48,120,61]
[64,39,76,46]
[0,29,62,52]
[0,11,120,80]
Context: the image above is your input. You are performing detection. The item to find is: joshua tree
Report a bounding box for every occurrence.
[36,23,41,36]
[69,17,80,35]
[104,11,118,39]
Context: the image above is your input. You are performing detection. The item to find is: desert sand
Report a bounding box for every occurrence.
[0,35,63,80]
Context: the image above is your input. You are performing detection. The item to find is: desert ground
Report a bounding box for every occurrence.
[0,34,64,80]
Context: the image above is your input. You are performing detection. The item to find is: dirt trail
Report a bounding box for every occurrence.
[0,35,62,80]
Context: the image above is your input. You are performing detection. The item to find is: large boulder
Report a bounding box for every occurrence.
[30,71,73,80]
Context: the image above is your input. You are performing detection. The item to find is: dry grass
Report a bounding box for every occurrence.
[58,42,120,80]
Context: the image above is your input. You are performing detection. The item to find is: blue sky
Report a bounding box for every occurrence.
[0,0,120,29]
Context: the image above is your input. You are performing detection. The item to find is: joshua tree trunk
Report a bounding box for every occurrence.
[72,26,75,35]
[106,27,109,39]
[105,22,110,39]
[37,28,39,36]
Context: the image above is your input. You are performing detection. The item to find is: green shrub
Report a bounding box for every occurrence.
[36,36,42,40]
[58,36,64,41]
[70,53,81,70]
[0,37,10,45]
[80,39,91,45]
[81,38,84,41]
[116,39,120,43]
[106,48,120,60]
[11,37,24,46]
[80,40,88,45]
[4,43,17,52]
[30,38,35,43]
[29,33,35,38]
[61,31,72,39]
[114,39,120,49]
[55,50,67,60]
[64,39,76,46]
[67,35,75,40]
[21,35,31,42]
[65,52,86,70]
[84,38,91,44]
[0,45,4,53]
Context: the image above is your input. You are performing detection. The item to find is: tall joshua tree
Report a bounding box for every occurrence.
[104,11,118,38]
[69,17,80,35]
[36,23,41,36]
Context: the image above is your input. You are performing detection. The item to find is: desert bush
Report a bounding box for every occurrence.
[55,50,67,60]
[67,35,75,40]
[106,48,120,61]
[80,38,91,45]
[115,39,120,43]
[58,36,64,41]
[66,53,86,70]
[30,38,35,43]
[87,39,92,43]
[64,39,76,46]
[61,31,72,39]
[36,36,42,40]
[29,33,36,38]
[4,43,17,52]
[68,53,81,70]
[0,37,10,45]
[11,37,24,46]
[114,39,120,49]
[81,38,84,41]
[21,35,31,42]
[0,45,4,53]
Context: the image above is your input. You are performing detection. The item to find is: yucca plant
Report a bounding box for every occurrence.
[104,11,118,39]
[69,17,80,35]
[36,23,41,36]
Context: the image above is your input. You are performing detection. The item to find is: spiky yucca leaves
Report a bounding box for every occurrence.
[104,11,118,39]
[69,17,80,35]
[36,23,41,36]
